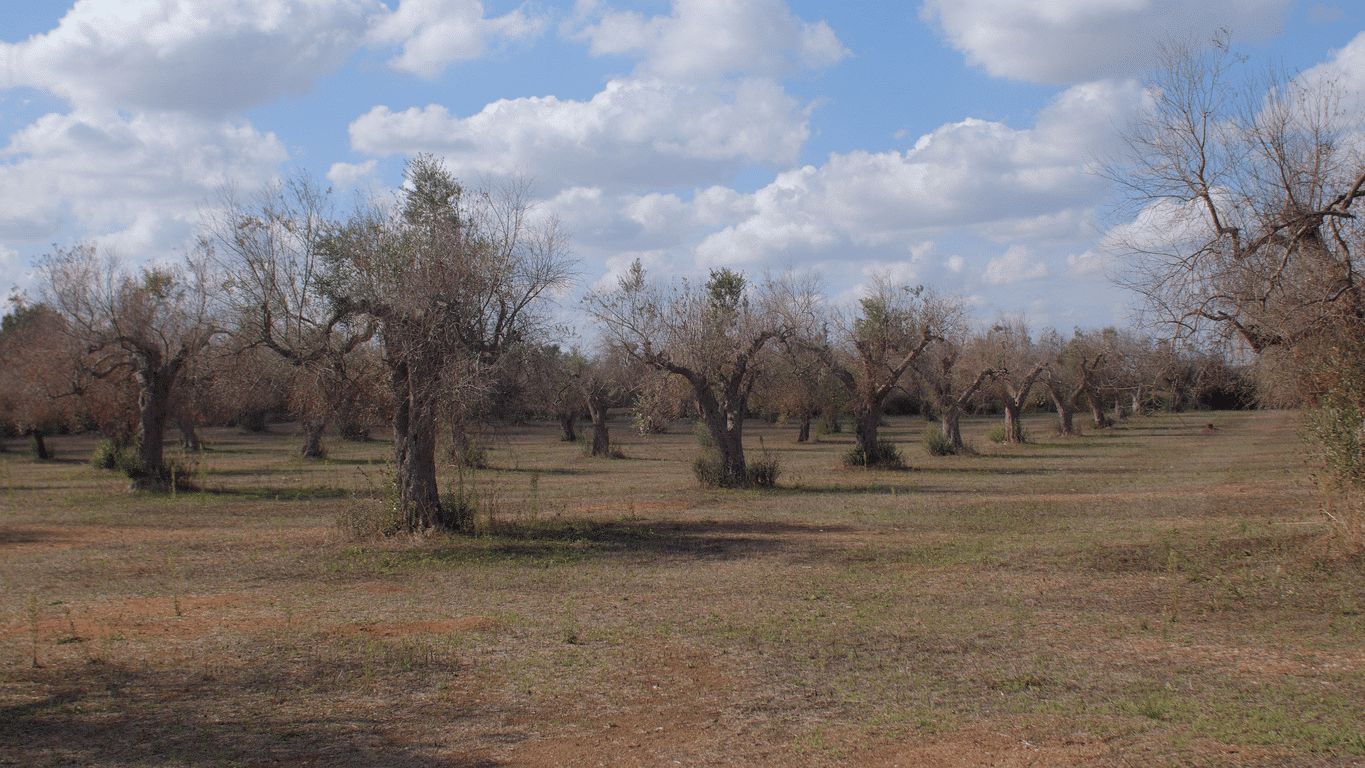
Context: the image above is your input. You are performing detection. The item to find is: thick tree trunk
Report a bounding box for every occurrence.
[853,407,883,465]
[300,415,327,459]
[587,395,612,457]
[1053,395,1075,439]
[393,353,446,531]
[698,402,747,487]
[131,366,174,491]
[796,414,811,443]
[558,412,578,442]
[1003,403,1025,444]
[178,421,202,452]
[1085,387,1110,428]
[940,407,963,451]
[28,429,52,461]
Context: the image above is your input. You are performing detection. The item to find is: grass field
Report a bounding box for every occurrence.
[1,410,1363,767]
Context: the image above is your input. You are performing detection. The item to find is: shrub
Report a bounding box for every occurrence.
[922,426,957,456]
[692,451,725,488]
[746,452,781,488]
[842,440,904,469]
[90,439,131,471]
[988,425,1008,444]
[336,469,404,539]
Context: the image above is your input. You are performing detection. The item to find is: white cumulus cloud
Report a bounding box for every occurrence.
[0,0,380,116]
[348,77,809,190]
[368,0,547,78]
[0,108,286,248]
[921,0,1290,83]
[572,0,848,80]
[983,244,1047,284]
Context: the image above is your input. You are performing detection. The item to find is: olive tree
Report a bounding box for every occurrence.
[1104,35,1365,358]
[977,317,1048,444]
[206,174,379,459]
[36,244,220,489]
[321,156,574,530]
[585,261,787,487]
[795,277,949,465]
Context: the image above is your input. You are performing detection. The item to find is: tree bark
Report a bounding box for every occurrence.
[853,407,883,465]
[796,414,811,443]
[558,412,578,442]
[28,429,52,461]
[392,350,446,531]
[178,420,202,452]
[300,414,327,459]
[131,362,176,491]
[586,393,612,457]
[1043,381,1077,437]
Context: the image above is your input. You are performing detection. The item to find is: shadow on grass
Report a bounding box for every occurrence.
[0,654,503,767]
[204,485,352,501]
[363,519,859,569]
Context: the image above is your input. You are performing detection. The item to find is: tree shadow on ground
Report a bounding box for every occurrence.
[1,653,509,767]
[375,519,860,569]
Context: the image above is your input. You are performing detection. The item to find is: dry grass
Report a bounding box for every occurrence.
[1,411,1363,767]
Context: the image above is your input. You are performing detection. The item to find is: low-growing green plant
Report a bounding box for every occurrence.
[842,440,903,469]
[90,439,132,471]
[988,424,1008,443]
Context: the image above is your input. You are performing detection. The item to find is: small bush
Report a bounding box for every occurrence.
[988,425,1008,443]
[692,451,725,488]
[693,420,715,449]
[336,469,404,539]
[90,439,131,471]
[842,440,904,468]
[746,452,781,488]
[922,426,957,456]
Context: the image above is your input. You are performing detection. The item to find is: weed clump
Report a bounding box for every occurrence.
[692,448,781,488]
[336,469,404,539]
[842,440,903,469]
[921,426,958,456]
[91,439,198,491]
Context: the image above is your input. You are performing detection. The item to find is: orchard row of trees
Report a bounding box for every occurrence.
[0,157,1246,520]
[5,36,1364,533]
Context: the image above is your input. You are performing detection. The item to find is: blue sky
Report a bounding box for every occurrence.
[2,0,1363,334]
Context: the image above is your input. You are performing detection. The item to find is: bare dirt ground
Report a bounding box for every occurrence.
[1,411,1363,767]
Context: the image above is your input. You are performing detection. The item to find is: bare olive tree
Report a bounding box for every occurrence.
[206,174,379,459]
[915,312,995,453]
[36,244,220,489]
[1103,35,1365,359]
[976,317,1048,444]
[322,156,574,530]
[585,261,788,487]
[794,277,949,465]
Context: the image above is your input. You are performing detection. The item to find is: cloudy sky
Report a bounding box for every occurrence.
[2,0,1363,332]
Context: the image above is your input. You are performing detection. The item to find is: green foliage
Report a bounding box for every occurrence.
[705,268,746,314]
[987,425,1008,444]
[90,439,132,471]
[842,440,904,469]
